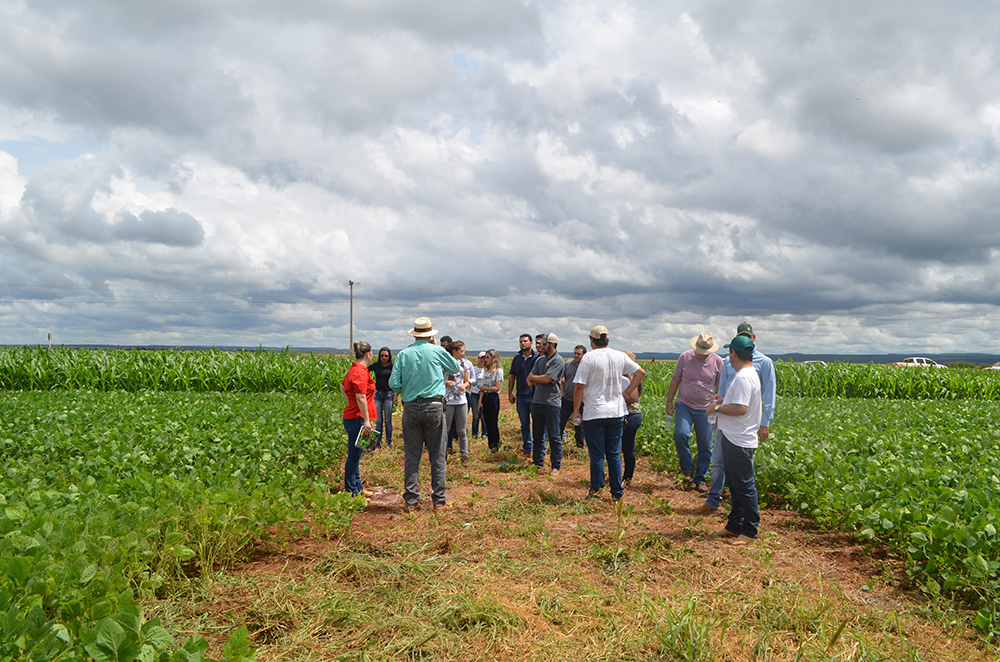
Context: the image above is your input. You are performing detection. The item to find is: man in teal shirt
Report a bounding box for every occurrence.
[389,317,461,512]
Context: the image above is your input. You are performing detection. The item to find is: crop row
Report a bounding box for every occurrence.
[7,348,998,402]
[0,390,359,660]
[639,360,1000,401]
[0,346,353,392]
[775,361,1000,400]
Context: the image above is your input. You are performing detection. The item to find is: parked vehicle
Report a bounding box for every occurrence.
[891,357,946,368]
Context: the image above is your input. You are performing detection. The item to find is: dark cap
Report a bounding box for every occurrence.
[737,321,754,337]
[724,335,755,354]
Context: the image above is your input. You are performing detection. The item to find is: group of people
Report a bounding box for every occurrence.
[339,316,775,543]
[663,322,776,543]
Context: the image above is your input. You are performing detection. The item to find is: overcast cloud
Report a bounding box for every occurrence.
[0,0,999,354]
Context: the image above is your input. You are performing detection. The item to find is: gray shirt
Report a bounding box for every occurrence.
[531,351,564,407]
[562,359,580,401]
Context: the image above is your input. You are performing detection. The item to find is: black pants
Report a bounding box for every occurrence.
[560,399,585,447]
[480,392,501,451]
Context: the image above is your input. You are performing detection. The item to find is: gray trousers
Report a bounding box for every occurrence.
[445,403,469,458]
[402,399,448,508]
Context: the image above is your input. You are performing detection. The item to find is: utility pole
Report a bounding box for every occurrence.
[342,280,362,350]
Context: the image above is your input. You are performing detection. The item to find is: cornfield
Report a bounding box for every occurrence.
[0,346,352,392]
[775,362,1000,400]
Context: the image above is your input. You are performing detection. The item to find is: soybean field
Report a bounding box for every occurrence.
[2,347,1000,660]
[637,359,1000,641]
[0,350,360,661]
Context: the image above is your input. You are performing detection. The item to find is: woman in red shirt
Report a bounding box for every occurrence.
[340,341,377,498]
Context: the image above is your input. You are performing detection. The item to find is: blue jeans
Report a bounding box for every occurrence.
[516,394,533,453]
[373,390,394,446]
[583,417,624,500]
[531,403,562,470]
[673,401,712,484]
[342,417,366,496]
[705,428,726,508]
[721,433,759,538]
[621,412,642,483]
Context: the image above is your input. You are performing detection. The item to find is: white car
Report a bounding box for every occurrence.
[985,362,1000,371]
[892,357,946,368]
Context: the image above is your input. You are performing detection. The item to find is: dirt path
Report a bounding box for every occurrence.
[195,399,988,661]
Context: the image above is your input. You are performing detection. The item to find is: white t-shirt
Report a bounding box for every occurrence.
[444,358,474,406]
[718,365,762,448]
[479,367,503,393]
[574,347,641,421]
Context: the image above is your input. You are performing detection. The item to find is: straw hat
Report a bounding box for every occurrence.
[408,317,438,338]
[690,332,720,355]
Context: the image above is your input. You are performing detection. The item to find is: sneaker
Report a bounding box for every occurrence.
[712,527,738,538]
[695,503,719,514]
[681,473,694,489]
[586,488,603,499]
[403,504,420,514]
[550,468,560,478]
[731,535,757,546]
[622,478,632,487]
[695,483,708,494]
[461,456,469,467]
[360,489,375,498]
[433,503,453,513]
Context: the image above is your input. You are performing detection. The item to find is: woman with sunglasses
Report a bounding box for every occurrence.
[478,349,504,453]
[368,346,395,448]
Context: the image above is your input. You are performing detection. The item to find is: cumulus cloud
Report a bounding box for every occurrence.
[0,0,997,354]
[112,209,204,247]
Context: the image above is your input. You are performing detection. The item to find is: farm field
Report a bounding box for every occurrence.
[0,348,998,660]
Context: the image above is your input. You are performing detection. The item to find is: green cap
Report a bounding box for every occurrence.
[724,335,755,354]
[737,321,754,337]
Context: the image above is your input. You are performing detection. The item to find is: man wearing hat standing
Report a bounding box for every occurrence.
[665,333,724,492]
[708,335,763,544]
[526,333,565,475]
[698,322,776,514]
[573,325,645,500]
[389,317,461,512]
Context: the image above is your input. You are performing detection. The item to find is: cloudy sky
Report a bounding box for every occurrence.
[1,0,998,354]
